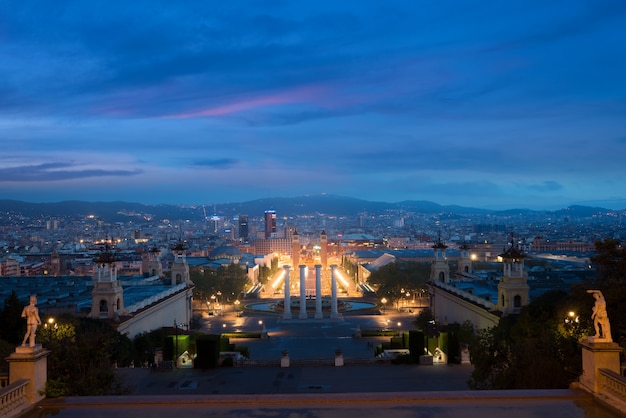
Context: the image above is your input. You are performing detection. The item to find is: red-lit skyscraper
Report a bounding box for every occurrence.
[264,210,277,238]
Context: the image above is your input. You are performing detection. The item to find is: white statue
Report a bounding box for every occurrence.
[587,290,612,342]
[21,294,42,347]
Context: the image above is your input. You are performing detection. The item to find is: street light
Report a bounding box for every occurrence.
[234,299,241,316]
[381,297,387,314]
[45,317,56,329]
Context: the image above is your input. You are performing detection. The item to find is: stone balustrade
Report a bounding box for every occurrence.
[0,379,30,418]
[434,280,496,310]
[598,368,626,412]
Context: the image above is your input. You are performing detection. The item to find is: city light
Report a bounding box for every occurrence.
[333,269,351,289]
[271,269,286,291]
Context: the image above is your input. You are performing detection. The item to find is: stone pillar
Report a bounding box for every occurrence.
[335,349,344,367]
[330,264,339,319]
[299,265,307,319]
[315,264,323,319]
[283,265,292,319]
[281,350,290,368]
[579,339,623,393]
[6,345,51,404]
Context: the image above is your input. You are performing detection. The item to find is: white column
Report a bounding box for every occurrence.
[330,264,339,319]
[315,264,323,319]
[299,265,307,319]
[283,265,292,319]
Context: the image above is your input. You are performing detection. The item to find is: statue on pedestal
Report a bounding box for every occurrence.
[587,290,611,342]
[21,294,42,347]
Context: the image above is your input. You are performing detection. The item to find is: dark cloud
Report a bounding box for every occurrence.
[0,162,142,182]
[0,1,624,208]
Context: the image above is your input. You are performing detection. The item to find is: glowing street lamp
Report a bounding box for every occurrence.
[381,297,388,314]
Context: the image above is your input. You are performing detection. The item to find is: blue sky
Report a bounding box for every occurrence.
[1,0,625,210]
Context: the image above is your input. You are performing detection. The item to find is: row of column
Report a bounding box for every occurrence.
[283,264,339,320]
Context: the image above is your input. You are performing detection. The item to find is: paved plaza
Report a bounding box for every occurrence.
[25,299,624,418]
[200,302,418,361]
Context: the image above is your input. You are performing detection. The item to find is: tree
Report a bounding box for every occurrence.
[191,263,250,304]
[0,291,26,345]
[590,238,626,342]
[258,265,271,285]
[468,290,585,390]
[369,262,430,308]
[38,314,132,396]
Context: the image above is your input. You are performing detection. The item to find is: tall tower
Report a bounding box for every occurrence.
[265,210,277,238]
[430,235,450,283]
[457,242,473,275]
[238,215,249,242]
[90,245,125,320]
[170,240,190,286]
[49,250,61,276]
[496,244,529,315]
[320,230,328,269]
[148,246,163,278]
[292,229,300,267]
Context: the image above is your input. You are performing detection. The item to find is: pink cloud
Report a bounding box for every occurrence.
[162,84,333,119]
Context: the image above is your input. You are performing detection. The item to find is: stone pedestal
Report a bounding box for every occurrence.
[579,338,622,393]
[460,348,471,365]
[335,350,344,367]
[6,344,51,404]
[280,351,290,368]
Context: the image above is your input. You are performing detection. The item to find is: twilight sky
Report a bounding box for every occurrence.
[1,1,625,210]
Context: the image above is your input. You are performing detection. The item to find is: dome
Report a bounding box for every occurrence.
[209,245,243,261]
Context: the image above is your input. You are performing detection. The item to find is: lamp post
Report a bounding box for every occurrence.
[234,299,241,316]
[381,297,387,314]
[43,317,57,339]
[564,310,579,336]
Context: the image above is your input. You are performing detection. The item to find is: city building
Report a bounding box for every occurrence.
[264,210,277,238]
[238,215,249,241]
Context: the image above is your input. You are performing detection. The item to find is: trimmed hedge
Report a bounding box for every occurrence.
[221,332,261,339]
[361,330,399,337]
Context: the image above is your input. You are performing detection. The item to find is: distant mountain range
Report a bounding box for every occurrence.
[0,195,622,223]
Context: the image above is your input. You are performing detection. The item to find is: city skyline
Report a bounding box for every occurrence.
[1,1,625,210]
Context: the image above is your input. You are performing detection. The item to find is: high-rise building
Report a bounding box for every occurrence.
[264,210,277,238]
[238,215,249,241]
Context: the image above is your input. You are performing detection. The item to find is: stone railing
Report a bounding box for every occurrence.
[599,368,626,401]
[433,280,496,310]
[0,379,30,418]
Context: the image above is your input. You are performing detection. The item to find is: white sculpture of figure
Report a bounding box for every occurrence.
[587,289,612,342]
[21,294,42,347]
